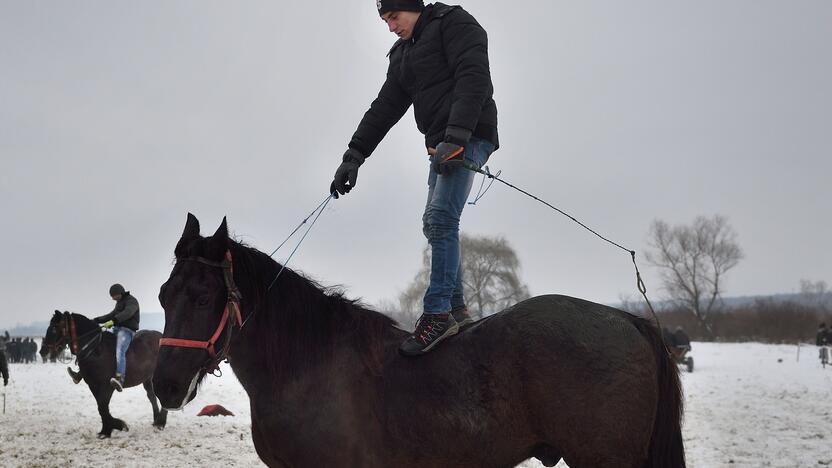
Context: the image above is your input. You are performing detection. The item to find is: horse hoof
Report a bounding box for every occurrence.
[121,423,130,432]
[153,424,165,431]
[97,433,111,439]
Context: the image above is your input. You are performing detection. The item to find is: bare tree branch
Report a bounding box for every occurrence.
[647,215,743,337]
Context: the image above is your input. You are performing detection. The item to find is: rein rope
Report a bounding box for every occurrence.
[242,193,335,329]
[462,163,661,330]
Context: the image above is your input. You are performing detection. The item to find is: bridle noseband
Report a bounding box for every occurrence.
[159,249,243,374]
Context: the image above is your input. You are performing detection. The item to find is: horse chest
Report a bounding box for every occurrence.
[247,375,384,467]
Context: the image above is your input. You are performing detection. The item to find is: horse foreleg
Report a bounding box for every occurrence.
[94,385,115,439]
[95,383,129,437]
[143,380,167,429]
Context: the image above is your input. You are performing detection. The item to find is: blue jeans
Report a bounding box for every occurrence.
[114,327,134,377]
[422,137,495,313]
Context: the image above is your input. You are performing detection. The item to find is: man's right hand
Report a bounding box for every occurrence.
[102,320,115,329]
[330,148,365,198]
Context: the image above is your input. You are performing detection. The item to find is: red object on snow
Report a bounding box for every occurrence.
[197,404,235,417]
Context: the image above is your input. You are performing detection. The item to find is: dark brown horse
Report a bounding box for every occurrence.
[154,214,685,467]
[44,311,168,438]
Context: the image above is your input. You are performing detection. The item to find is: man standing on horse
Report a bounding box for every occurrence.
[93,284,140,391]
[330,0,498,356]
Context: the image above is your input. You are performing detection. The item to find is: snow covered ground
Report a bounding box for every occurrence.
[1,342,830,467]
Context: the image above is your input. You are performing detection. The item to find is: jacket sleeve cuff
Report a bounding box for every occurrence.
[444,126,472,146]
[343,148,366,165]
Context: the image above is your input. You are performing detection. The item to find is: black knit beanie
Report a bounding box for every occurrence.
[109,283,126,297]
[377,0,425,16]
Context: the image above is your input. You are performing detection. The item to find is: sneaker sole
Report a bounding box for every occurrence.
[455,317,475,328]
[418,321,460,354]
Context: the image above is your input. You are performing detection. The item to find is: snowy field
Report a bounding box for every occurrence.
[1,342,830,467]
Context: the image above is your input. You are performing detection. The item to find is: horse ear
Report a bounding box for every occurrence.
[53,310,61,317]
[181,213,201,241]
[212,217,229,243]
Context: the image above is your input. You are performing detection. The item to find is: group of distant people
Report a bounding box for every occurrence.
[1,332,41,386]
[1,333,39,364]
[0,330,38,387]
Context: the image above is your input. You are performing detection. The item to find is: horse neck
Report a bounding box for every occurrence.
[227,246,393,394]
[70,313,98,336]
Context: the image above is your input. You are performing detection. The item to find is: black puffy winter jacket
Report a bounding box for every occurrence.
[348,2,498,157]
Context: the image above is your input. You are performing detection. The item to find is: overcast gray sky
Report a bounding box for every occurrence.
[2,1,830,329]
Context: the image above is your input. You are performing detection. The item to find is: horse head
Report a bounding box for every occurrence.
[43,310,70,356]
[154,213,242,411]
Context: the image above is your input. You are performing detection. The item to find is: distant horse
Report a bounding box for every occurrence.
[44,311,167,438]
[154,214,685,468]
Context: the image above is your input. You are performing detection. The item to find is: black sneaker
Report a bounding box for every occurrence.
[110,374,124,392]
[67,367,82,385]
[399,313,459,357]
[451,307,475,328]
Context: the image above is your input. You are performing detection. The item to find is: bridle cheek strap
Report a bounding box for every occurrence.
[64,312,80,355]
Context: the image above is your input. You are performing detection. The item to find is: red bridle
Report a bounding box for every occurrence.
[53,312,80,355]
[159,250,243,371]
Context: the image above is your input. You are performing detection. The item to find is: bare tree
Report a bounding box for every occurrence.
[646,215,743,336]
[799,279,831,311]
[461,234,530,316]
[394,233,530,327]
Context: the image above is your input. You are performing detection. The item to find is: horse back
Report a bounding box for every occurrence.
[378,294,658,466]
[123,330,162,388]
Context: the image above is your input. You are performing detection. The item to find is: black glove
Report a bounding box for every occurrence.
[431,126,471,175]
[330,148,365,198]
[431,142,466,175]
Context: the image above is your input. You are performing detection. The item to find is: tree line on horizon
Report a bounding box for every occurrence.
[386,214,829,343]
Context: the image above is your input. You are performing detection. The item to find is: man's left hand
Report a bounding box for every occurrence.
[430,142,465,175]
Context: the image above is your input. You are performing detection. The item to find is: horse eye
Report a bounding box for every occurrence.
[196,295,211,307]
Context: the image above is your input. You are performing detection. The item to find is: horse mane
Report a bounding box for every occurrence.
[215,239,396,384]
[67,312,98,335]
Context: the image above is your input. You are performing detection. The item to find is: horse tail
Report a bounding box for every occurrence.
[631,318,686,468]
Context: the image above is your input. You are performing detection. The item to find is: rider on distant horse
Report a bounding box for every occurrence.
[93,284,140,392]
